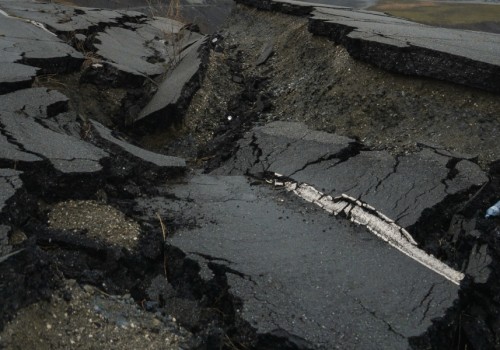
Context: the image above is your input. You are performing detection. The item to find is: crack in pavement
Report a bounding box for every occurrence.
[412,282,436,313]
[288,142,361,178]
[373,156,399,194]
[268,173,464,285]
[353,297,406,339]
[0,120,44,162]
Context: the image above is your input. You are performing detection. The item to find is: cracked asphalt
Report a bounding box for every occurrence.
[137,173,460,349]
[135,120,487,348]
[216,122,487,228]
[1,0,499,349]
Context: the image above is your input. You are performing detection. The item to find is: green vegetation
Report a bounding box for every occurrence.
[369,1,500,29]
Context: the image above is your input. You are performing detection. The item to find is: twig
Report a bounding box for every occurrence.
[92,286,112,297]
[35,74,67,88]
[224,334,249,350]
[157,212,167,241]
[156,212,168,279]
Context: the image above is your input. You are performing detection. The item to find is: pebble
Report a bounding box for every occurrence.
[83,285,94,294]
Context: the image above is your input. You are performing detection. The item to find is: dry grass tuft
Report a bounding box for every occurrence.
[146,0,183,22]
[81,52,102,70]
[34,73,67,88]
[157,212,169,279]
[370,0,500,28]
[145,0,187,66]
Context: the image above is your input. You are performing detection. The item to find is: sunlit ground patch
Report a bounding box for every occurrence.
[369,0,500,33]
[48,200,141,249]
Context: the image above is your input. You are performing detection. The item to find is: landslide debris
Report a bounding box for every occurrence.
[1,1,500,350]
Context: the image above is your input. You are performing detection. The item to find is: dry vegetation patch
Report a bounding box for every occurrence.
[48,200,141,249]
[370,0,500,32]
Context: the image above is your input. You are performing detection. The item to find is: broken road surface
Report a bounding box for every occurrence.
[133,121,487,348]
[140,173,459,349]
[0,0,498,348]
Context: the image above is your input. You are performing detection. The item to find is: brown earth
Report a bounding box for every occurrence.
[48,200,141,250]
[369,1,500,34]
[1,280,193,349]
[148,5,500,170]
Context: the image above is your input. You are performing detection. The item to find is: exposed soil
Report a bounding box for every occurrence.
[150,5,500,170]
[48,200,141,250]
[34,72,129,128]
[0,279,194,350]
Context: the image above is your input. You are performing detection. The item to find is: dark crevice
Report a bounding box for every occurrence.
[202,50,272,172]
[288,141,363,177]
[249,133,264,167]
[354,298,406,339]
[190,252,233,264]
[374,156,400,193]
[441,157,462,194]
[0,120,47,161]
[413,282,439,323]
